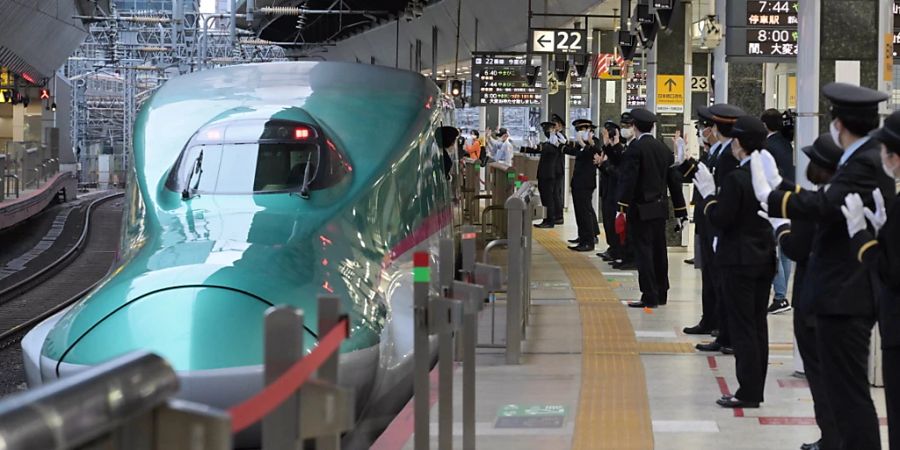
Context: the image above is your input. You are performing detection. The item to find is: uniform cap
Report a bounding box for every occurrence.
[550,113,565,126]
[572,119,597,129]
[802,133,844,171]
[620,112,635,125]
[540,121,555,129]
[869,110,900,152]
[629,108,658,124]
[696,106,715,125]
[603,119,621,130]
[707,104,746,124]
[731,116,767,146]
[822,83,889,117]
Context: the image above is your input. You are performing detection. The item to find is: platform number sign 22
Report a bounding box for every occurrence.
[531,29,587,54]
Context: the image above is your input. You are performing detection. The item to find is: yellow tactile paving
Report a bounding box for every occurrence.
[637,341,697,354]
[533,229,655,450]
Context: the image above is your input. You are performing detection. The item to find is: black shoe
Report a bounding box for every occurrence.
[800,439,821,450]
[695,342,722,352]
[612,261,637,270]
[711,329,719,337]
[683,325,714,335]
[684,258,694,265]
[596,251,611,259]
[627,301,657,308]
[767,298,791,314]
[534,222,555,229]
[570,244,594,252]
[554,219,564,225]
[716,397,759,408]
[568,238,580,243]
[720,346,735,355]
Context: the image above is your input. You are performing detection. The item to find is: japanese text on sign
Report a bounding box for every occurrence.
[471,53,541,106]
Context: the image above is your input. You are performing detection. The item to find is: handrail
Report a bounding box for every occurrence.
[228,316,349,433]
[0,352,179,449]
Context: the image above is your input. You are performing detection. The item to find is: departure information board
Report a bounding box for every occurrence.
[570,76,589,108]
[726,0,799,61]
[470,53,541,106]
[894,1,900,56]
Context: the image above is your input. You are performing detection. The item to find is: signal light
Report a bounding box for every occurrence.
[40,89,50,100]
[294,127,311,140]
[450,79,462,97]
[51,102,57,112]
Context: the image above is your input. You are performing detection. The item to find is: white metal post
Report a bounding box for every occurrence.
[795,0,820,189]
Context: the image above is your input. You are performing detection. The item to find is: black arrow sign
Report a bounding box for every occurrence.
[664,78,677,92]
[537,34,551,49]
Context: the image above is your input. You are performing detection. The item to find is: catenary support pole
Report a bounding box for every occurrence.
[713,0,727,104]
[795,0,820,189]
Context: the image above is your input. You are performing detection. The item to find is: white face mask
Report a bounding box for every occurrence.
[830,120,842,148]
[621,127,634,140]
[578,130,592,142]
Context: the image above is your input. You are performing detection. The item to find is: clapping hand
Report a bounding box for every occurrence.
[841,193,867,238]
[693,163,716,199]
[863,188,888,235]
[757,207,790,230]
[750,152,773,203]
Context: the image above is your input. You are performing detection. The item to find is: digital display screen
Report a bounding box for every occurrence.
[470,53,541,106]
[745,28,799,56]
[726,0,798,61]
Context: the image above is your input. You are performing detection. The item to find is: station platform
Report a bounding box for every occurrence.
[0,172,77,231]
[387,215,891,450]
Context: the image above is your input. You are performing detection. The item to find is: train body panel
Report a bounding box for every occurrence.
[22,62,454,434]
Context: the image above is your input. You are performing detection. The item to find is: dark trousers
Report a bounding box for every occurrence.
[722,265,772,403]
[884,347,900,450]
[601,195,622,258]
[816,315,880,450]
[572,188,595,246]
[697,227,718,330]
[631,217,668,306]
[537,177,559,224]
[795,307,840,450]
[555,176,565,221]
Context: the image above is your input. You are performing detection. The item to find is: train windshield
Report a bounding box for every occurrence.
[166,120,350,197]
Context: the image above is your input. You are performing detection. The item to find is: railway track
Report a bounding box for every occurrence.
[0,193,124,388]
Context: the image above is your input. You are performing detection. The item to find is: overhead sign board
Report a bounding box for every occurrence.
[726,0,799,62]
[656,74,684,113]
[569,76,589,108]
[691,76,709,92]
[470,53,541,107]
[528,29,587,54]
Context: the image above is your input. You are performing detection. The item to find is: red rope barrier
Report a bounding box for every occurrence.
[229,318,349,433]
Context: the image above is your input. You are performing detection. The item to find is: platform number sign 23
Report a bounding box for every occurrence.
[530,29,587,54]
[691,76,710,92]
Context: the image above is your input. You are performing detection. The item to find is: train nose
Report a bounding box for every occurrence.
[54,286,315,376]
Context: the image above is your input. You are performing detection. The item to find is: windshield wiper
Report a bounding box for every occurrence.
[181,149,204,200]
[297,152,314,200]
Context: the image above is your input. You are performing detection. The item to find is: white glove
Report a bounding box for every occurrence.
[864,188,888,235]
[750,152,773,203]
[712,236,718,253]
[693,163,716,199]
[841,193,867,238]
[757,208,791,231]
[758,150,783,189]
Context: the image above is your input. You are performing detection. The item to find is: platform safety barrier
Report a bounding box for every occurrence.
[480,182,543,365]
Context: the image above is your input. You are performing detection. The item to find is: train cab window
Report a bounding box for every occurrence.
[166,119,350,198]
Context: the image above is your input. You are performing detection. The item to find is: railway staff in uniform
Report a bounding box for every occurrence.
[566,119,601,252]
[552,114,567,225]
[597,120,625,262]
[529,121,562,228]
[608,112,638,270]
[761,108,795,315]
[841,110,900,450]
[694,103,745,354]
[616,108,672,308]
[694,116,776,409]
[681,107,719,336]
[768,134,843,450]
[751,83,895,449]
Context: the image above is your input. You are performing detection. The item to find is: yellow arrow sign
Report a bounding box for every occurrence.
[656,74,684,113]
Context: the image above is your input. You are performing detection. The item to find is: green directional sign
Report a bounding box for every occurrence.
[496,404,568,428]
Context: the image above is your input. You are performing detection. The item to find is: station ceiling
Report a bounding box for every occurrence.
[258,0,441,45]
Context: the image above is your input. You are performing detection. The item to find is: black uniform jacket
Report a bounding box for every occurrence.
[556,133,567,179]
[852,197,900,347]
[667,167,689,219]
[565,141,600,190]
[767,132,795,182]
[767,139,897,317]
[616,134,673,213]
[712,141,740,187]
[704,163,775,268]
[599,143,625,198]
[776,219,815,319]
[522,141,561,180]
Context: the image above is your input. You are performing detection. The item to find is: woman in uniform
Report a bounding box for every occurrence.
[693,116,776,408]
[842,110,900,450]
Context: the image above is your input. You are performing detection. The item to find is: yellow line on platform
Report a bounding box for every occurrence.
[533,229,654,450]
